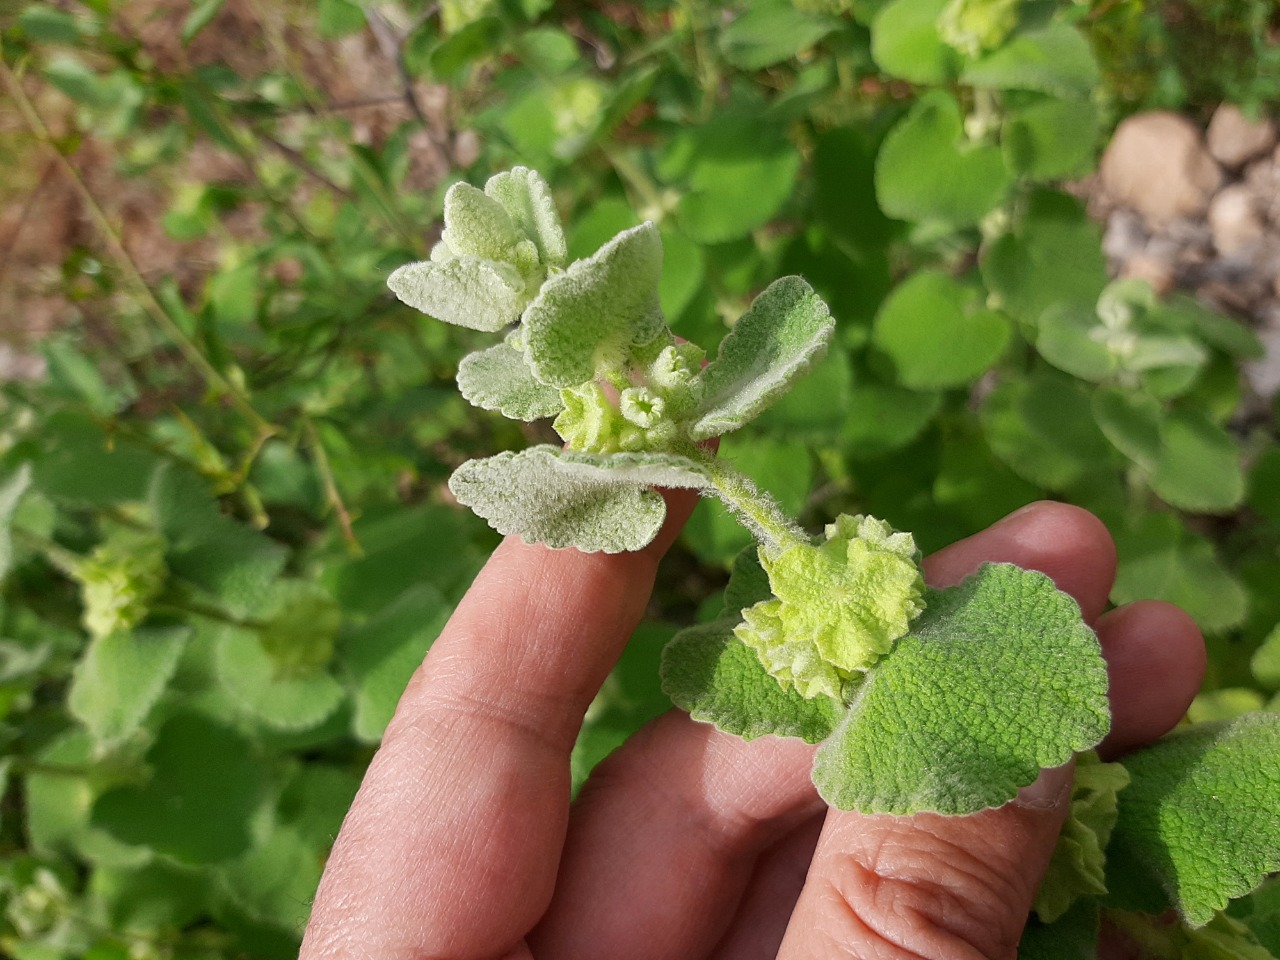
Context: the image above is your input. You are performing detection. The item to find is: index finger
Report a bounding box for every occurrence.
[300,490,699,960]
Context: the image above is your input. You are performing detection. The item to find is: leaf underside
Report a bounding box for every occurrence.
[523,223,665,387]
[448,445,708,553]
[691,276,836,440]
[456,338,563,421]
[387,257,525,332]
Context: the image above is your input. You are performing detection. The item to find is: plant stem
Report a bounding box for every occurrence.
[0,55,278,442]
[601,143,669,223]
[705,460,808,555]
[12,528,81,577]
[303,418,362,555]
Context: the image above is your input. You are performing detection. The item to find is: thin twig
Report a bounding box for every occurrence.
[252,127,356,200]
[303,416,362,555]
[0,55,278,441]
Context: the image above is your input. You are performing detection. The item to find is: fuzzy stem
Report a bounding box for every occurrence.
[705,460,808,555]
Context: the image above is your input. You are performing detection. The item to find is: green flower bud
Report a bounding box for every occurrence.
[620,386,666,428]
[735,513,925,700]
[938,0,1021,57]
[554,382,626,452]
[74,523,167,640]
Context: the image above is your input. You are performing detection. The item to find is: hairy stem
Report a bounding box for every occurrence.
[705,460,808,555]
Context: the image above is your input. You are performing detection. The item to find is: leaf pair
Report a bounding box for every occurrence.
[387,167,568,332]
[663,561,1111,816]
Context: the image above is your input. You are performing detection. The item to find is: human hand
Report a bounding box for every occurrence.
[299,498,1204,960]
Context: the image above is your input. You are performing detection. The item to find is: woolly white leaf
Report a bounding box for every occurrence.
[690,276,835,440]
[449,445,709,553]
[387,257,526,332]
[524,223,665,387]
[485,167,568,269]
[457,338,564,421]
[441,182,522,262]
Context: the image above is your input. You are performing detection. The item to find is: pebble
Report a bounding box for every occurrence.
[1206,103,1278,170]
[1099,112,1223,223]
[1208,184,1267,256]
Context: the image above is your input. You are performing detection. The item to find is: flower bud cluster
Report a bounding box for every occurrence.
[735,514,926,700]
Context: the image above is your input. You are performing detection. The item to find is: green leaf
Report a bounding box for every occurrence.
[456,337,563,421]
[980,190,1108,326]
[25,730,148,866]
[661,618,843,742]
[443,182,524,261]
[870,0,959,84]
[215,627,345,732]
[875,90,1012,227]
[182,0,226,43]
[872,271,1012,389]
[424,16,504,81]
[1251,623,1280,690]
[1111,713,1280,926]
[1018,899,1100,960]
[0,464,32,582]
[663,117,801,244]
[44,55,109,106]
[449,446,709,553]
[1092,387,1163,472]
[214,824,321,933]
[343,584,450,742]
[812,563,1110,815]
[719,0,840,70]
[962,19,1100,97]
[317,0,366,38]
[1035,752,1130,922]
[1111,513,1248,635]
[93,712,265,864]
[980,369,1113,490]
[20,5,86,43]
[1188,688,1266,724]
[843,379,942,457]
[737,514,925,698]
[1150,410,1245,514]
[523,223,664,387]
[1249,448,1280,527]
[89,860,210,934]
[485,166,568,269]
[67,627,188,748]
[690,277,835,440]
[149,465,287,616]
[1185,914,1277,960]
[1003,97,1102,181]
[387,256,527,332]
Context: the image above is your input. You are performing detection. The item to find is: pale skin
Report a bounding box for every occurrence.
[300,499,1205,960]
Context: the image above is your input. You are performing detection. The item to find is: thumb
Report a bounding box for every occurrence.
[777,765,1073,959]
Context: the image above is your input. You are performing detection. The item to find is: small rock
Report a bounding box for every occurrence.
[1206,103,1278,170]
[1208,184,1267,256]
[1103,209,1148,262]
[1121,253,1176,296]
[1099,112,1223,223]
[1244,156,1280,224]
[1244,324,1280,400]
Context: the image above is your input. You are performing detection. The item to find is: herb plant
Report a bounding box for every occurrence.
[3,0,1280,956]
[391,168,1280,949]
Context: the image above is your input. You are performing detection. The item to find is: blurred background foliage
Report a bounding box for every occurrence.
[0,0,1278,956]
